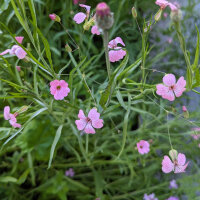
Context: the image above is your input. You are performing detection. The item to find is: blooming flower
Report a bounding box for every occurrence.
[50,80,70,100]
[73,4,91,24]
[91,25,101,35]
[169,179,178,189]
[0,36,27,60]
[162,152,189,173]
[137,140,150,155]
[65,168,75,177]
[108,37,126,62]
[156,74,186,101]
[49,13,56,21]
[143,193,158,200]
[4,106,21,128]
[75,108,103,134]
[155,0,177,11]
[166,197,179,200]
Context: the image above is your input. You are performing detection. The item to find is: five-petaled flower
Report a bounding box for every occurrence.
[162,152,189,173]
[65,168,75,177]
[4,106,21,128]
[143,193,158,200]
[75,108,103,134]
[0,36,27,60]
[50,80,70,100]
[108,37,126,62]
[156,74,186,101]
[137,140,150,155]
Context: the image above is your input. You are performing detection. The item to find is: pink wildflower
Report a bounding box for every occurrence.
[143,193,158,200]
[155,0,177,11]
[0,36,27,60]
[50,80,70,100]
[137,140,150,155]
[16,66,21,72]
[162,152,189,173]
[156,74,186,101]
[191,134,200,140]
[75,108,103,134]
[96,2,110,17]
[166,197,179,200]
[65,168,75,177]
[182,106,187,112]
[169,179,178,189]
[73,4,91,24]
[49,13,56,21]
[108,37,126,62]
[91,25,101,35]
[4,106,21,128]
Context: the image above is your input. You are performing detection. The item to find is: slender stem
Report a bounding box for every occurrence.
[166,112,173,150]
[103,30,111,81]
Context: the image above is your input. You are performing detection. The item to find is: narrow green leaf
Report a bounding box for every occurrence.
[193,25,200,71]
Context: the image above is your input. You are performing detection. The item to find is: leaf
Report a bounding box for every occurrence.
[16,169,30,185]
[116,90,127,110]
[193,25,200,71]
[0,176,17,183]
[48,125,63,169]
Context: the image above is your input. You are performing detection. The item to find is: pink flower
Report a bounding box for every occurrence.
[108,37,126,62]
[75,108,103,134]
[73,4,91,24]
[0,36,27,60]
[96,2,111,17]
[166,197,179,200]
[16,66,21,71]
[4,106,21,128]
[162,153,189,173]
[156,74,186,101]
[143,193,158,200]
[49,13,56,21]
[137,140,150,155]
[169,179,178,189]
[91,25,101,35]
[155,0,177,11]
[65,168,75,177]
[73,0,86,5]
[191,134,200,140]
[50,80,70,100]
[182,106,187,112]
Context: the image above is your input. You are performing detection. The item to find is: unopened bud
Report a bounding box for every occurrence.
[18,106,29,114]
[96,2,114,30]
[155,9,162,22]
[169,149,178,161]
[83,17,95,31]
[170,9,182,23]
[49,13,61,23]
[16,66,21,72]
[182,106,189,118]
[132,7,137,19]
[65,44,72,52]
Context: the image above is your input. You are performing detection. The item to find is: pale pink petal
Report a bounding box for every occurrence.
[15,36,24,44]
[54,87,69,100]
[10,45,20,55]
[10,121,21,128]
[174,162,189,173]
[0,49,10,56]
[15,47,27,59]
[156,84,168,96]
[92,119,104,129]
[177,153,186,166]
[168,2,178,11]
[91,25,101,35]
[162,90,175,101]
[109,49,126,62]
[88,108,100,120]
[163,74,176,86]
[60,80,69,88]
[75,119,87,130]
[174,76,186,97]
[78,110,86,119]
[115,37,125,46]
[84,123,95,134]
[79,4,91,12]
[162,156,174,173]
[4,106,11,120]
[155,0,169,9]
[73,12,86,24]
[50,80,60,87]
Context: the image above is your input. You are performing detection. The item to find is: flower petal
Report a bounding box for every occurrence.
[75,119,87,131]
[79,4,91,12]
[78,110,86,119]
[174,76,186,97]
[162,90,175,101]
[84,123,95,134]
[0,49,10,56]
[156,84,168,96]
[109,49,126,62]
[174,162,189,173]
[88,108,100,121]
[15,47,27,59]
[15,36,24,44]
[162,155,174,173]
[91,25,101,35]
[73,12,86,24]
[163,74,176,86]
[115,37,125,46]
[92,119,103,129]
[4,106,11,120]
[177,153,186,166]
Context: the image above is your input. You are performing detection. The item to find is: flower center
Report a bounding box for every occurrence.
[56,85,61,90]
[140,145,143,149]
[174,159,178,166]
[169,85,175,90]
[86,117,92,123]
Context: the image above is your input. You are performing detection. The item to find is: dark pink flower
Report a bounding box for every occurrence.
[169,179,178,189]
[49,13,56,21]
[73,4,91,24]
[162,153,189,173]
[91,25,101,35]
[137,140,150,155]
[156,74,186,101]
[16,66,21,71]
[108,37,126,62]
[96,2,110,17]
[50,80,70,100]
[0,36,27,60]
[75,108,103,134]
[4,106,21,128]
[182,106,187,112]
[65,168,75,177]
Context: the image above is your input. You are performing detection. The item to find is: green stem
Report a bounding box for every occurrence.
[103,30,111,81]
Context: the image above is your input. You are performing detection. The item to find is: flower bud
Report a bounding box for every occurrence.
[16,66,21,72]
[18,106,29,114]
[83,17,95,31]
[49,13,61,23]
[170,8,182,23]
[155,9,162,22]
[169,149,178,161]
[132,7,137,19]
[65,44,72,53]
[96,2,114,30]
